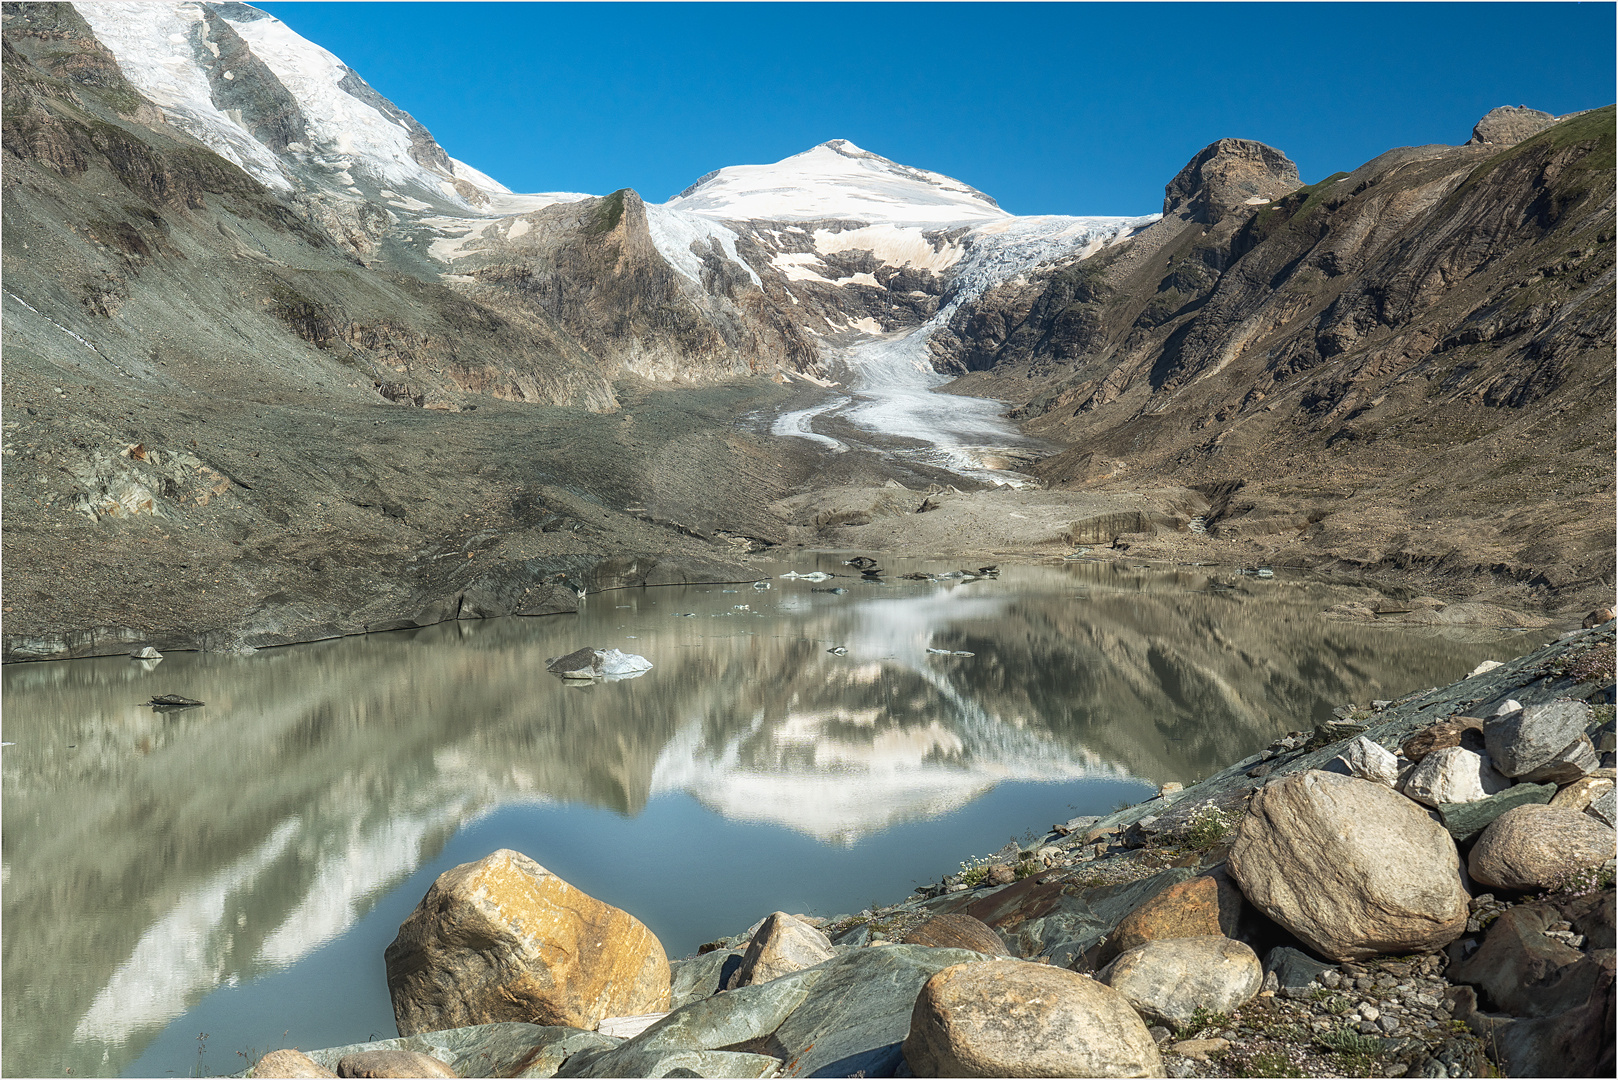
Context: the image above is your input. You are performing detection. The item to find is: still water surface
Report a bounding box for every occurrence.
[2,558,1548,1077]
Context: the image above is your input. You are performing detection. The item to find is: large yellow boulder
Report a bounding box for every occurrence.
[384,849,670,1035]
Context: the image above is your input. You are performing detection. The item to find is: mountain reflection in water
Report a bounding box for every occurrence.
[1,559,1547,1077]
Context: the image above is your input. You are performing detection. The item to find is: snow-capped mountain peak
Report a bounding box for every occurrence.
[665,139,1011,224]
[72,1,500,210]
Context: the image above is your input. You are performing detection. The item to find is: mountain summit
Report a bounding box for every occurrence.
[666,139,1008,224]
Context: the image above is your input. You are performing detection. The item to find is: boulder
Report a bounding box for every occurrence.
[1467,804,1618,891]
[725,912,835,989]
[385,850,670,1035]
[767,945,991,1078]
[1228,771,1469,960]
[1105,936,1263,1024]
[1587,787,1617,827]
[903,959,1162,1078]
[955,865,1198,966]
[1333,736,1400,786]
[1098,869,1245,965]
[669,949,742,1008]
[1263,946,1333,992]
[1435,783,1556,842]
[1399,746,1508,806]
[1400,717,1485,764]
[623,945,991,1079]
[900,914,1009,956]
[627,965,827,1057]
[253,1050,337,1078]
[1518,735,1600,784]
[1485,700,1590,778]
[1550,775,1615,813]
[1465,953,1616,1078]
[336,1050,456,1078]
[1450,903,1604,1018]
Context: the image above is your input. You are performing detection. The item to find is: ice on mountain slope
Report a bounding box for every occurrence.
[667,139,1010,224]
[644,205,763,288]
[73,1,488,209]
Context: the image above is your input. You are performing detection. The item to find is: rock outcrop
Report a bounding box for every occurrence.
[1161,138,1303,224]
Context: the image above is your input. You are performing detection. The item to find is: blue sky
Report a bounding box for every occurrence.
[258,2,1615,217]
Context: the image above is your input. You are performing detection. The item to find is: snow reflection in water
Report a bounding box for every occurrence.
[1,560,1548,1078]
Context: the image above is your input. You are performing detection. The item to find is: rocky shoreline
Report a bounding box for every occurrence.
[233,621,1615,1079]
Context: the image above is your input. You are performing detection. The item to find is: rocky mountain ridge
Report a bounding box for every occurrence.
[933,107,1615,618]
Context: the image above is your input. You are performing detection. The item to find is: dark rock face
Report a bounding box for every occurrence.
[1162,138,1302,224]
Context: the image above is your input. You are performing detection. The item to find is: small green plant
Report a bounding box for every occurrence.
[1237,1048,1305,1078]
[1315,1026,1382,1072]
[1538,862,1616,899]
[957,855,992,888]
[1178,803,1243,851]
[191,1032,209,1078]
[1172,1007,1230,1041]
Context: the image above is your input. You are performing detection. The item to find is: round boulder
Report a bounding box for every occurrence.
[903,960,1162,1078]
[1105,936,1262,1025]
[384,849,670,1035]
[1228,771,1468,960]
[901,914,1010,956]
[1467,803,1618,892]
[253,1050,336,1078]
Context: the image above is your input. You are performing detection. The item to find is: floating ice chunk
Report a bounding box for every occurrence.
[546,647,652,681]
[779,571,833,582]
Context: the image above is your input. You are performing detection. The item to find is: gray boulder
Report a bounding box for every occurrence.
[1467,803,1617,891]
[620,946,991,1079]
[1263,946,1333,992]
[669,950,741,1008]
[555,1048,781,1078]
[1517,735,1600,784]
[1399,746,1508,806]
[903,959,1162,1077]
[1228,771,1468,960]
[1105,936,1263,1024]
[1485,700,1590,778]
[1435,783,1556,842]
[1334,736,1400,786]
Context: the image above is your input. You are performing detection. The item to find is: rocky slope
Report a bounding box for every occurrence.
[934,107,1616,620]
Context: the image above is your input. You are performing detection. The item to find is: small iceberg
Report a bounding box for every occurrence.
[546,647,653,682]
[779,571,832,582]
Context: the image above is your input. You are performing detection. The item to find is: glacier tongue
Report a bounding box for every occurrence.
[781,214,1155,481]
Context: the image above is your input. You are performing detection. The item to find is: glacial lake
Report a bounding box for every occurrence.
[1,557,1552,1078]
